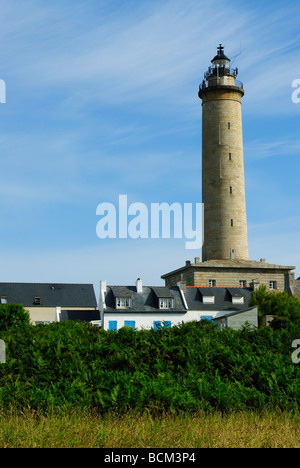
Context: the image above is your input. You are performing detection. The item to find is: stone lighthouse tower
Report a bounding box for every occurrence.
[198,45,248,262]
[162,45,296,297]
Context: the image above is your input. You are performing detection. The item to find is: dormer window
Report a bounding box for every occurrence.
[228,289,244,304]
[1,297,7,304]
[33,297,41,305]
[232,295,244,304]
[203,295,215,304]
[116,297,131,309]
[159,298,174,309]
[199,288,215,304]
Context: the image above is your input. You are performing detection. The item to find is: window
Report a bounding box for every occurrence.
[229,153,232,160]
[228,122,231,129]
[0,297,7,304]
[153,321,171,330]
[269,281,277,290]
[232,296,244,304]
[116,297,131,309]
[203,295,215,304]
[124,321,135,330]
[33,297,41,305]
[109,321,117,332]
[209,279,216,287]
[230,186,233,194]
[35,321,50,325]
[159,298,173,309]
[231,219,234,227]
[230,248,235,260]
[239,280,247,287]
[200,315,213,322]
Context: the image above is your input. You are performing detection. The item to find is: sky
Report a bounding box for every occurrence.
[0,0,299,296]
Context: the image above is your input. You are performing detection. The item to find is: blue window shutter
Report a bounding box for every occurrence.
[200,315,213,322]
[153,321,161,331]
[124,321,135,330]
[163,321,171,328]
[109,321,117,332]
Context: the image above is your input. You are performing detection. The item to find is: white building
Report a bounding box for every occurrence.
[99,278,257,331]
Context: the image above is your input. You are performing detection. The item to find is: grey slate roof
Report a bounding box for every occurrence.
[0,283,97,308]
[104,285,252,314]
[105,286,186,313]
[184,287,252,312]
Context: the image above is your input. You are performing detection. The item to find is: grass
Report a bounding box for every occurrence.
[0,409,299,448]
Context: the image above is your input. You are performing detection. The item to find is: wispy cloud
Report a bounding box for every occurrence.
[244,138,300,161]
[2,0,298,114]
[0,0,299,285]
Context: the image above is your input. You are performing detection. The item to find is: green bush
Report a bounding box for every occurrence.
[249,285,300,325]
[0,321,299,413]
[0,304,30,332]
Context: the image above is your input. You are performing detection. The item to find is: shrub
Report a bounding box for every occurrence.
[0,304,30,332]
[249,285,300,325]
[0,321,299,413]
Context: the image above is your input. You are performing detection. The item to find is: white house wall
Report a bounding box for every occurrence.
[103,309,228,331]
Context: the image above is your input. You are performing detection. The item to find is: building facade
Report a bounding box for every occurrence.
[0,282,98,324]
[99,278,257,331]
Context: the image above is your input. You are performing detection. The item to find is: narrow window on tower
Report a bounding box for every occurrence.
[230,186,233,194]
[228,122,231,129]
[229,152,232,160]
[231,219,234,227]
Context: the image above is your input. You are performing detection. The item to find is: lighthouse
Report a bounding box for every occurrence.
[198,44,248,262]
[162,45,296,296]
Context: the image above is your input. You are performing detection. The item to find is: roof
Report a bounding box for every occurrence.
[227,288,245,297]
[0,283,97,308]
[105,285,186,313]
[161,259,295,279]
[184,287,252,312]
[104,285,253,314]
[213,306,258,320]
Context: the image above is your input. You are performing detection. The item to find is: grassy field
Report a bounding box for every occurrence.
[0,409,299,448]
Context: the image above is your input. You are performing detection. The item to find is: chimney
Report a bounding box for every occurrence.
[99,280,107,320]
[55,306,61,322]
[136,278,143,293]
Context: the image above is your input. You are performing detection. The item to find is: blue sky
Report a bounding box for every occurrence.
[0,0,299,294]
